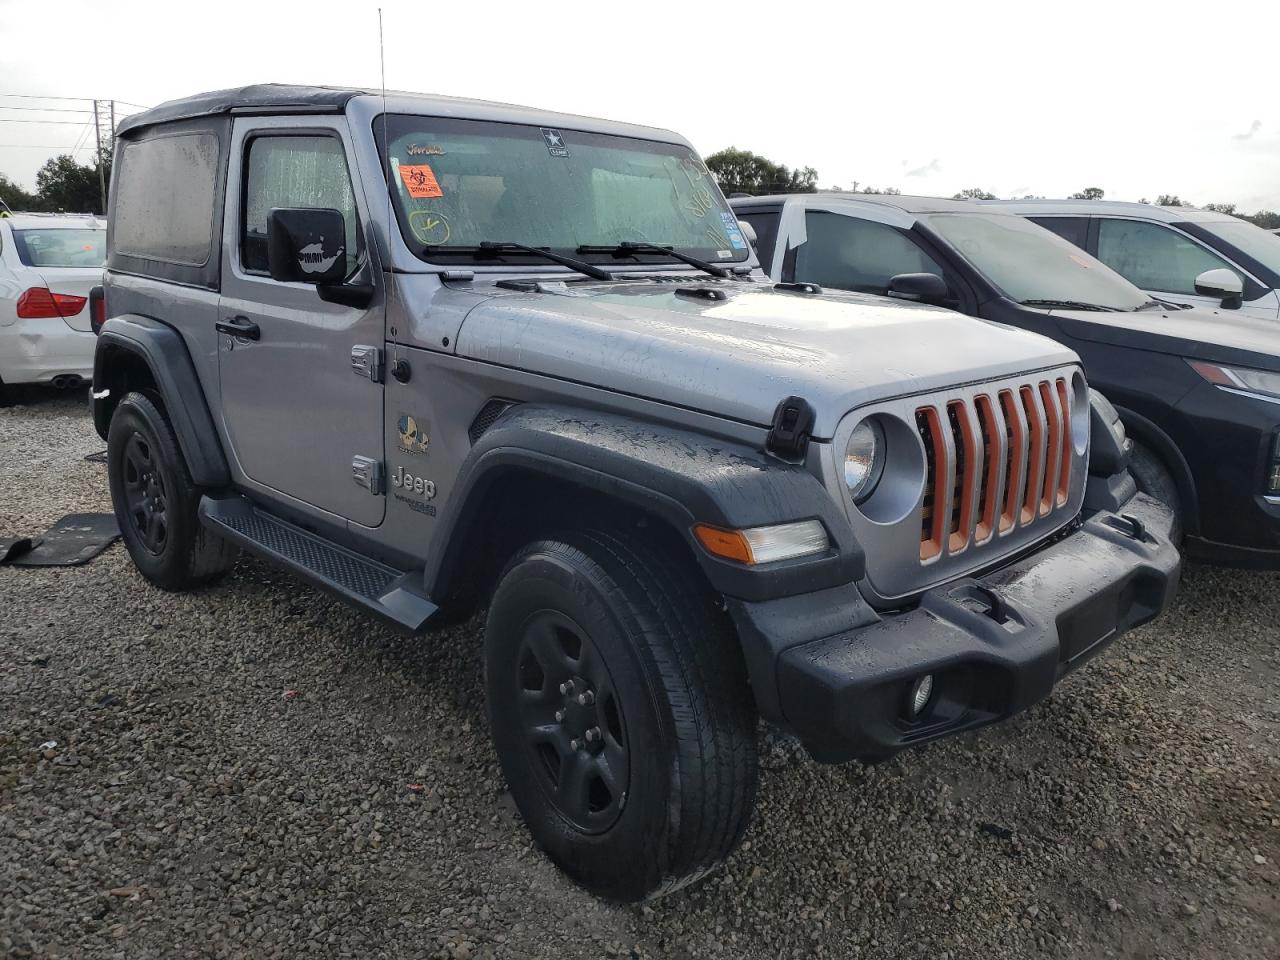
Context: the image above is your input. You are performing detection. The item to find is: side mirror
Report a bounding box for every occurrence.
[266,207,349,285]
[736,218,758,246]
[887,272,949,305]
[1194,268,1244,309]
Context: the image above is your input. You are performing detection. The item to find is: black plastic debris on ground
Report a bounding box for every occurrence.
[5,513,120,567]
[0,536,36,563]
[84,450,108,464]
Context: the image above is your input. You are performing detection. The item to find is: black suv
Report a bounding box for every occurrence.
[734,193,1280,567]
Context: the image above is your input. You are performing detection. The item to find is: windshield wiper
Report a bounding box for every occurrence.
[420,241,616,281]
[1019,298,1119,313]
[577,241,732,279]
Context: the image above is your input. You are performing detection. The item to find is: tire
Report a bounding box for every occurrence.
[1129,442,1183,545]
[107,391,238,590]
[485,530,758,902]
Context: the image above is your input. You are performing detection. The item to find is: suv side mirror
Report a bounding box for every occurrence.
[736,219,758,246]
[1194,268,1244,309]
[887,272,949,305]
[267,207,349,285]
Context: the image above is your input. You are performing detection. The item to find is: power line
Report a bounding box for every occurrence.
[0,104,95,114]
[0,118,93,126]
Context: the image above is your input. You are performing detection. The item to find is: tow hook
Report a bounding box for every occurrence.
[1104,513,1149,542]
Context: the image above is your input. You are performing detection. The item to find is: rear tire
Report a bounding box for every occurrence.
[107,391,238,590]
[1129,442,1183,545]
[485,530,758,902]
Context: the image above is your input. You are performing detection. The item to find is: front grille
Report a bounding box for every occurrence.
[915,376,1074,564]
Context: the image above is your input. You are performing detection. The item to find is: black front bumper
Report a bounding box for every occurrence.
[732,494,1180,763]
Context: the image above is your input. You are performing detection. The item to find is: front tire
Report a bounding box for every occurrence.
[485,530,758,902]
[1129,442,1184,545]
[107,391,238,590]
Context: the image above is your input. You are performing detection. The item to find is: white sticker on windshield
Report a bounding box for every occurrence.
[716,250,732,259]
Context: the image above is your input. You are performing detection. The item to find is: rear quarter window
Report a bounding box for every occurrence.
[113,131,220,266]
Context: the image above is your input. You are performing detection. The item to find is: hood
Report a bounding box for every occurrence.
[455,280,1078,437]
[1046,304,1280,373]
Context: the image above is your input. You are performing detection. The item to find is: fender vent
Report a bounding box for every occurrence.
[468,399,519,444]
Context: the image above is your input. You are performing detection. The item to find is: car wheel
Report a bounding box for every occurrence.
[485,530,758,902]
[107,391,238,590]
[1129,442,1183,545]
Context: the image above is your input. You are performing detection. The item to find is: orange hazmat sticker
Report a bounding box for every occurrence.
[400,164,443,199]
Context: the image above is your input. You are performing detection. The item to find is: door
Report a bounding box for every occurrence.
[217,119,386,527]
[1094,217,1250,312]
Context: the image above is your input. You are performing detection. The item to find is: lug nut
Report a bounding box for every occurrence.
[554,710,565,722]
[584,727,601,743]
[559,680,575,695]
[576,691,595,706]
[569,738,582,750]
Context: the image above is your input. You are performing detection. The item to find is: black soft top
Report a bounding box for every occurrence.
[116,83,370,137]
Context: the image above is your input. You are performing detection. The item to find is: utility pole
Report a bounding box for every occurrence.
[93,98,105,215]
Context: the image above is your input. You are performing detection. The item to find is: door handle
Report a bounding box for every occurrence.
[215,316,261,341]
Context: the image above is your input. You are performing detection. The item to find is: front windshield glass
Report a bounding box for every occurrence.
[13,228,106,268]
[1200,219,1280,276]
[924,212,1149,311]
[376,115,749,266]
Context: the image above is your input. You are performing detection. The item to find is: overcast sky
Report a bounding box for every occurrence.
[2,0,1277,211]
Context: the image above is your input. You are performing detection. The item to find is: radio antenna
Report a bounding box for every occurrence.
[378,7,403,373]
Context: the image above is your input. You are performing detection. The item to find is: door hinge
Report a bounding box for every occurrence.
[352,456,383,495]
[350,345,383,383]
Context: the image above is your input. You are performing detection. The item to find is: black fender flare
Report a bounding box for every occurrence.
[423,404,865,604]
[93,315,230,487]
[1112,403,1199,537]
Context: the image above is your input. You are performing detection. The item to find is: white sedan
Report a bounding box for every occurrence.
[0,212,105,401]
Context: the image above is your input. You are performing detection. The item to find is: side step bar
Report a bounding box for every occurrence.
[198,495,437,632]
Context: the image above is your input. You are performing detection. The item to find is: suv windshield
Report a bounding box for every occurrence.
[1199,219,1280,277]
[924,212,1149,311]
[12,227,106,268]
[376,116,749,267]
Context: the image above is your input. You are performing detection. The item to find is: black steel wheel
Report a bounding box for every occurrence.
[107,392,238,591]
[486,530,758,902]
[515,610,629,833]
[121,432,169,555]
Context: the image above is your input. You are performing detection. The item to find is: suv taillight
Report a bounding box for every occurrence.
[16,287,88,319]
[89,285,106,334]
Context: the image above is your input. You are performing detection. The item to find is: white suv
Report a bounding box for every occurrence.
[0,212,105,400]
[992,200,1280,321]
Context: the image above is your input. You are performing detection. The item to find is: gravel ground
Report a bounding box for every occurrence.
[2,389,1278,960]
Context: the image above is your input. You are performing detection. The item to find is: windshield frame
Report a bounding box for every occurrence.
[918,211,1151,312]
[372,114,750,271]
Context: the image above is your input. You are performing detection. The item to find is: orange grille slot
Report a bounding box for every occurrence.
[1019,386,1045,525]
[1039,381,1062,517]
[946,401,978,554]
[973,395,1001,543]
[916,406,947,562]
[999,390,1025,532]
[1055,378,1072,505]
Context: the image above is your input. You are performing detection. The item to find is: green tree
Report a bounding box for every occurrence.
[1069,187,1105,200]
[35,153,109,214]
[704,147,818,196]
[1155,194,1184,207]
[953,188,997,200]
[0,173,40,213]
[1203,203,1237,215]
[1243,210,1280,230]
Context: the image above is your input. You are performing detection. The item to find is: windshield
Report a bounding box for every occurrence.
[924,213,1149,311]
[12,228,106,268]
[1199,219,1280,277]
[376,115,749,266]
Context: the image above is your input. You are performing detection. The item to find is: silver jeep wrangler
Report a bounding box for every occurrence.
[93,84,1179,901]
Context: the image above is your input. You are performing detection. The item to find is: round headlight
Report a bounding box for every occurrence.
[844,419,885,503]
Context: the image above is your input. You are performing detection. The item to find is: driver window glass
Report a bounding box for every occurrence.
[1096,219,1238,296]
[242,135,360,276]
[794,211,943,294]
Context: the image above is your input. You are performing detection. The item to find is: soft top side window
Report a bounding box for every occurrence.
[241,134,361,279]
[793,211,944,295]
